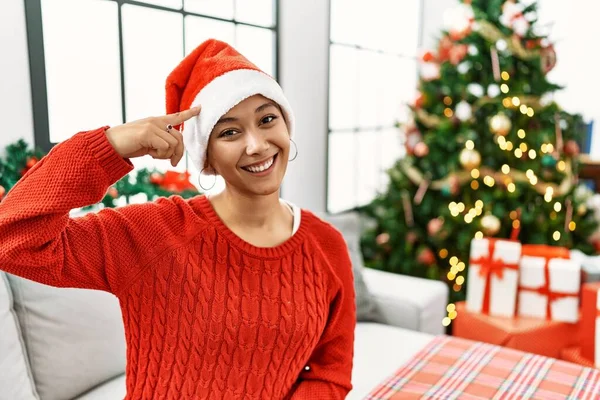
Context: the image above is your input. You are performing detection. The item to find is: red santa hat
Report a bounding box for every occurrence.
[165,39,295,174]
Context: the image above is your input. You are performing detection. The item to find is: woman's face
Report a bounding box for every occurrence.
[205,94,290,196]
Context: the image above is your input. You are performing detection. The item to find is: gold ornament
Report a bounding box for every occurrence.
[459,148,481,170]
[489,113,512,136]
[578,204,587,216]
[481,214,501,236]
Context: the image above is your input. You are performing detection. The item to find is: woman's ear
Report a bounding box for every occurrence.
[203,160,217,176]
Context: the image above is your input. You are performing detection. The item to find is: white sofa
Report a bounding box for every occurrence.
[0,266,447,400]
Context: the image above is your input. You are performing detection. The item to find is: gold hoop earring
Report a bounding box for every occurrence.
[199,168,217,191]
[289,139,298,161]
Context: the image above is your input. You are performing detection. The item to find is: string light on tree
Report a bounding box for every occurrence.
[545,187,554,202]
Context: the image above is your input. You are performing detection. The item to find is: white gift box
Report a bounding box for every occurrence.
[518,254,580,323]
[466,238,521,317]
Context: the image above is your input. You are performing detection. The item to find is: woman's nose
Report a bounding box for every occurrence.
[245,130,269,155]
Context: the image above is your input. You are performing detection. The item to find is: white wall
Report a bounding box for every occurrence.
[420,0,453,49]
[279,0,330,211]
[0,0,34,152]
[535,0,600,157]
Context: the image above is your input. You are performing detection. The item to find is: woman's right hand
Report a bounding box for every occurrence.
[105,106,201,167]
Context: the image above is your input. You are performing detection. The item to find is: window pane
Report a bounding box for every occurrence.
[356,131,380,206]
[379,55,417,127]
[185,16,235,54]
[327,132,356,213]
[380,128,404,191]
[185,0,234,20]
[122,4,184,172]
[42,0,122,143]
[135,0,182,9]
[235,26,274,76]
[235,0,274,27]
[329,45,358,130]
[389,0,421,55]
[380,128,403,170]
[356,0,421,55]
[358,50,380,128]
[330,0,359,45]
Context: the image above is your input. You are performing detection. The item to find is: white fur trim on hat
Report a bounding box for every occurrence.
[182,69,295,174]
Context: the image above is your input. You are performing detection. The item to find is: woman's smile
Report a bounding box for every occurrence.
[240,152,279,176]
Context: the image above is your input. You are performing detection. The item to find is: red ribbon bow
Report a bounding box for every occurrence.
[471,240,519,314]
[519,259,573,320]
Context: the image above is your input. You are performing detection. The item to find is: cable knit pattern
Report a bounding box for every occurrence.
[0,127,356,399]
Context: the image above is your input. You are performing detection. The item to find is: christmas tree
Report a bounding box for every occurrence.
[359,0,599,311]
[0,140,200,207]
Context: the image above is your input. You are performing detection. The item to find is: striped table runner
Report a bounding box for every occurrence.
[366,335,600,399]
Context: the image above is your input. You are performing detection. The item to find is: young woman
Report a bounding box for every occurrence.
[0,39,356,399]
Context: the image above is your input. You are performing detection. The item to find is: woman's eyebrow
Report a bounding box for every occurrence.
[215,102,278,126]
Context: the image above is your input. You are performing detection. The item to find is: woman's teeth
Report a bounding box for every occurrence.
[243,155,275,173]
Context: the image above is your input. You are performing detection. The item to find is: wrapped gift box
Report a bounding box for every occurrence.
[581,282,600,368]
[570,249,600,283]
[561,347,596,369]
[518,245,581,323]
[453,301,579,359]
[466,238,521,317]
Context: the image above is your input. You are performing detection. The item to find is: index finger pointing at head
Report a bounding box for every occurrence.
[166,106,201,125]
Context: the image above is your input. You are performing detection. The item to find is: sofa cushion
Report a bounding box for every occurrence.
[350,323,435,399]
[73,374,126,400]
[318,212,380,321]
[0,272,38,400]
[7,274,126,400]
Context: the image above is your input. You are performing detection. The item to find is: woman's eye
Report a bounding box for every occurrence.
[261,115,278,124]
[219,129,237,138]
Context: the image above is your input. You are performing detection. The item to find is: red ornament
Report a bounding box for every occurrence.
[594,239,600,254]
[0,185,5,200]
[405,129,423,156]
[149,172,163,185]
[376,232,390,246]
[526,39,542,49]
[107,187,118,198]
[417,247,436,266]
[541,45,557,74]
[412,92,425,109]
[413,142,429,157]
[437,36,453,63]
[449,44,468,65]
[406,231,418,244]
[26,157,38,169]
[159,171,197,192]
[564,140,580,157]
[427,217,444,237]
[421,51,435,63]
[448,175,460,195]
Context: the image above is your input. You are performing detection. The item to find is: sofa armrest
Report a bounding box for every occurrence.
[362,268,449,335]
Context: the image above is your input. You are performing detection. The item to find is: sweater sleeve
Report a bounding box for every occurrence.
[0,127,194,295]
[287,232,356,399]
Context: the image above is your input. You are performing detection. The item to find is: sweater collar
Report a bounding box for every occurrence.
[194,195,309,258]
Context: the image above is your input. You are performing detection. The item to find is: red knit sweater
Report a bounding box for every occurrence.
[0,127,356,399]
